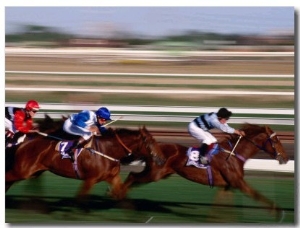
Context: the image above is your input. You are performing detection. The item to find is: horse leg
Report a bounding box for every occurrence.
[122,165,173,196]
[207,187,236,222]
[106,175,125,200]
[5,170,26,192]
[77,179,97,200]
[236,179,283,220]
[5,181,15,192]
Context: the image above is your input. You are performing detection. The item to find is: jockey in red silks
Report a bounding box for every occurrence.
[5,100,40,147]
[188,107,245,164]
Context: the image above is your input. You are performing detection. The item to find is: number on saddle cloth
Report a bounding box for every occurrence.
[186,143,220,168]
[56,140,74,153]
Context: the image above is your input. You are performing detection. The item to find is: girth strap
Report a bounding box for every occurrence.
[72,149,81,179]
[206,166,214,188]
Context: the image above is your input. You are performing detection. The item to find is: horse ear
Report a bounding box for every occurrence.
[45,114,54,123]
[265,125,272,134]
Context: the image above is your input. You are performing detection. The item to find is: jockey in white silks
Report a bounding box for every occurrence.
[188,107,245,164]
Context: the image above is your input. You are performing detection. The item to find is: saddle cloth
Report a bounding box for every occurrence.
[55,140,92,159]
[186,143,220,168]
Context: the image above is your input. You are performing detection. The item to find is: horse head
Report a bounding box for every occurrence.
[238,123,289,164]
[113,126,165,166]
[138,125,165,166]
[36,114,66,133]
[263,125,289,164]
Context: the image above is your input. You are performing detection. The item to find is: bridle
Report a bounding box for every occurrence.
[245,132,281,160]
[114,129,164,165]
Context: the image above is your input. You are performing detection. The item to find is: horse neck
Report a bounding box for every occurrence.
[93,134,135,159]
[234,133,267,161]
[116,133,141,155]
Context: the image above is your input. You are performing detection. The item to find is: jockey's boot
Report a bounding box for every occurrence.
[65,137,86,161]
[199,143,209,165]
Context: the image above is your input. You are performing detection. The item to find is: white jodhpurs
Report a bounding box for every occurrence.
[5,118,14,132]
[63,118,92,140]
[188,121,217,145]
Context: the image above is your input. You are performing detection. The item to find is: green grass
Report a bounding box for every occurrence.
[5,171,295,224]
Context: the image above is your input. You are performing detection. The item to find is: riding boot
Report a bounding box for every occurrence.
[199,143,209,165]
[65,137,86,161]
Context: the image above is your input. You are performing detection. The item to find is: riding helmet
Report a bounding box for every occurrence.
[217,107,232,119]
[95,107,111,120]
[25,100,40,111]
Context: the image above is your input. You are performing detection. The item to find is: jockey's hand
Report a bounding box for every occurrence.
[235,129,245,137]
[5,130,14,138]
[89,125,100,134]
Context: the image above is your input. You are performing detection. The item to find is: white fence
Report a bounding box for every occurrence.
[5,103,294,126]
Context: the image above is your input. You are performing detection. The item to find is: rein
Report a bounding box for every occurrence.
[228,132,279,163]
[114,132,132,155]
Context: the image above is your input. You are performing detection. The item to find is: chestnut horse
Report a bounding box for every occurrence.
[121,123,289,219]
[5,126,164,201]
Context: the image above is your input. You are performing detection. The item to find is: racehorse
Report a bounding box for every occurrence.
[5,125,165,202]
[120,123,289,219]
[5,114,69,172]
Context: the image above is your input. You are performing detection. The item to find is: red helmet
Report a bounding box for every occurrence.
[25,100,40,111]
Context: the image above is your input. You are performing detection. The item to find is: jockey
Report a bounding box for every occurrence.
[63,106,112,159]
[5,100,40,147]
[188,107,245,164]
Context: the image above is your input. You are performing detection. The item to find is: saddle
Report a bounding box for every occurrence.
[55,139,93,159]
[186,143,219,168]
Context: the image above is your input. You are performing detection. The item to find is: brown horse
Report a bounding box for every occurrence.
[5,126,164,202]
[121,123,289,219]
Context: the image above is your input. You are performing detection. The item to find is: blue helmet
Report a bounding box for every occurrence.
[95,107,111,120]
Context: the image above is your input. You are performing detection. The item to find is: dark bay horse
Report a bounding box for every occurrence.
[5,126,164,201]
[121,123,289,219]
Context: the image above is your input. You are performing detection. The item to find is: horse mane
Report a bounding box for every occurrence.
[239,123,266,137]
[219,123,266,144]
[100,127,139,138]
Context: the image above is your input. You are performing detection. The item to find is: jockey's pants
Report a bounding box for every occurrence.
[5,118,14,132]
[188,121,217,145]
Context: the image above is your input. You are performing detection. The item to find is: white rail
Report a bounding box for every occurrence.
[5,71,294,78]
[5,87,294,96]
[5,103,295,126]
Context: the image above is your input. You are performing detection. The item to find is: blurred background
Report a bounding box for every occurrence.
[5,6,294,131]
[5,6,295,224]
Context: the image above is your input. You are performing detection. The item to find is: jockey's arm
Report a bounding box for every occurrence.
[14,111,33,133]
[89,125,100,134]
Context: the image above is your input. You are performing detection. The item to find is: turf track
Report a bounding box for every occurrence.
[5,170,294,224]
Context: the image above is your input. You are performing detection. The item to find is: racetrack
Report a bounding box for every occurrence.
[5,170,294,224]
[5,51,295,224]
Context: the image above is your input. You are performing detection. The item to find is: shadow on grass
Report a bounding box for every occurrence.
[5,194,294,216]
